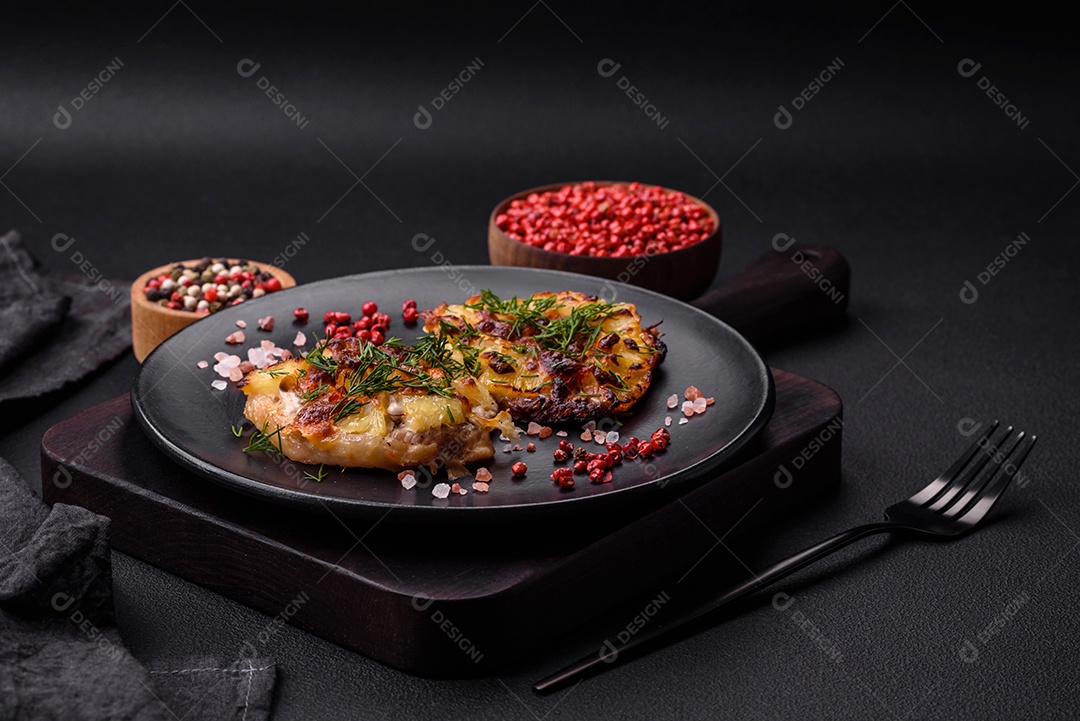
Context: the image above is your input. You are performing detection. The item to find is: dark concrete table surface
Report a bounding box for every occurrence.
[3,4,1077,719]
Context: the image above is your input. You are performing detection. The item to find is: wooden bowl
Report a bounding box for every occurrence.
[488,181,722,300]
[130,260,296,362]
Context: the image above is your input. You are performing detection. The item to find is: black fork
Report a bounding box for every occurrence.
[535,421,1036,693]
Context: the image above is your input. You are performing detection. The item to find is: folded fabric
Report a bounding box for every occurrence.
[0,456,277,720]
[0,230,131,404]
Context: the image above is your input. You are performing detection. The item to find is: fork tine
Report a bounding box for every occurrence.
[957,434,1036,527]
[941,430,1024,518]
[926,425,1013,512]
[908,420,1000,507]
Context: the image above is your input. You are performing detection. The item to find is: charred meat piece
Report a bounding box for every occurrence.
[422,290,665,424]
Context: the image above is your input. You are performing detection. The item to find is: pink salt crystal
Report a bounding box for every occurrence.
[247,347,267,367]
[258,315,274,331]
[213,355,240,377]
[197,360,209,369]
[681,401,695,417]
[279,349,293,360]
[685,385,703,401]
[228,367,244,382]
[555,430,568,437]
[474,467,493,482]
[458,486,468,495]
[513,444,523,452]
[211,380,227,391]
[584,420,597,431]
[235,320,247,329]
[432,483,451,499]
[225,331,245,345]
[294,331,307,346]
[665,416,672,426]
[472,481,489,493]
[451,483,462,495]
[502,444,512,453]
[593,430,607,444]
[538,426,553,439]
[260,340,275,351]
[400,474,417,490]
[580,430,593,442]
[692,397,708,413]
[238,360,256,374]
[678,417,689,425]
[606,431,620,444]
[706,397,715,406]
[526,422,543,436]
[213,352,229,362]
[666,393,679,409]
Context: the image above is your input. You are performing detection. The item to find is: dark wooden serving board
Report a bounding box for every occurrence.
[41,368,842,677]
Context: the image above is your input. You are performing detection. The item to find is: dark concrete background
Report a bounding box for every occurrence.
[2,3,1078,719]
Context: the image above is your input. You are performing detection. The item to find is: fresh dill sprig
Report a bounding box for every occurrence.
[242,424,286,458]
[464,289,616,360]
[303,334,339,375]
[411,328,473,380]
[457,343,482,377]
[300,383,331,402]
[484,349,517,371]
[534,300,617,357]
[466,290,562,337]
[304,464,328,483]
[332,398,368,422]
[592,360,629,390]
[322,336,457,421]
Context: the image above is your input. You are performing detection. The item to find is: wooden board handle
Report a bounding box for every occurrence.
[692,244,850,345]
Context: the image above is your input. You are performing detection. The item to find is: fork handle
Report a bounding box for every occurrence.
[534,521,896,693]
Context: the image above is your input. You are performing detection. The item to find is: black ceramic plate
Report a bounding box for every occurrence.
[132,266,773,520]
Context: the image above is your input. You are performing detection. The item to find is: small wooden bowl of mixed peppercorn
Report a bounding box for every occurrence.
[131,257,296,362]
[488,181,722,301]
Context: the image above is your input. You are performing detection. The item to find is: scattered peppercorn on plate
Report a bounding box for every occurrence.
[132,266,773,521]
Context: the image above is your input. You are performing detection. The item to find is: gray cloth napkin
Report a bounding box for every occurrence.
[0,456,277,720]
[0,229,131,404]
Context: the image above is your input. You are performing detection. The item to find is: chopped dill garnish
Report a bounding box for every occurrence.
[303,334,339,375]
[466,290,561,337]
[534,300,617,357]
[304,464,328,483]
[332,398,368,422]
[300,383,331,402]
[485,350,517,370]
[242,424,286,458]
[303,333,461,422]
[593,361,629,390]
[464,290,617,360]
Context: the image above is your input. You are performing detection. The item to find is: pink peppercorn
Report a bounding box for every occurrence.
[496,182,714,258]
